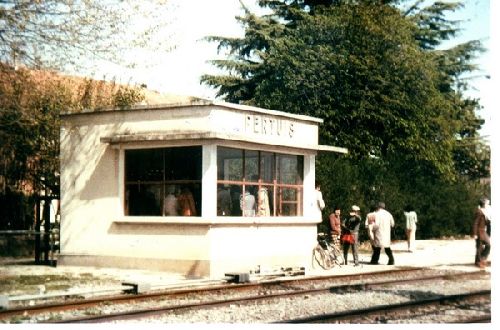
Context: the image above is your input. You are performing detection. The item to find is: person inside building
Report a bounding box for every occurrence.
[163,185,179,216]
[257,187,270,216]
[240,186,256,217]
[217,186,232,216]
[341,205,361,266]
[177,186,197,216]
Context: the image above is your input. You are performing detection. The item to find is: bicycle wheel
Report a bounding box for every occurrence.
[313,245,334,270]
[330,244,344,266]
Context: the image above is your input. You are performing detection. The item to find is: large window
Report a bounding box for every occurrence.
[125,146,202,216]
[217,146,303,217]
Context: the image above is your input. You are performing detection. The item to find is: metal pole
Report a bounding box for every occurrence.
[43,197,51,265]
[34,196,41,264]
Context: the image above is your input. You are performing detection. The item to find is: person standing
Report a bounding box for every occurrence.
[240,187,256,217]
[178,187,197,216]
[329,206,342,249]
[370,202,395,265]
[404,205,418,252]
[482,198,492,237]
[163,185,179,216]
[341,205,361,266]
[217,187,232,216]
[472,198,491,268]
[315,183,325,219]
[365,206,378,250]
[257,187,270,216]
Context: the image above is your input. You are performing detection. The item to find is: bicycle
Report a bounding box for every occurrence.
[312,232,344,270]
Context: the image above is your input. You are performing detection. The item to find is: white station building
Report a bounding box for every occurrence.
[58,99,346,279]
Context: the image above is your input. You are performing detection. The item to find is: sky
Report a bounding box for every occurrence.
[96,0,493,142]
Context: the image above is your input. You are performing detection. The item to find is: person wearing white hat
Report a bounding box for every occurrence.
[341,205,361,266]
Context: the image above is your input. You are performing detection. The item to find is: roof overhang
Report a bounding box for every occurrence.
[101,131,348,154]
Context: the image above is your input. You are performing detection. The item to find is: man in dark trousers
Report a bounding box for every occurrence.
[329,206,342,248]
[369,202,395,265]
[473,198,491,268]
[341,205,361,266]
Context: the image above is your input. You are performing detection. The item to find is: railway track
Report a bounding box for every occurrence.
[1,267,488,323]
[1,267,422,317]
[280,290,491,323]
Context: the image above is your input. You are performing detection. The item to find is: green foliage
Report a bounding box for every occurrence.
[0,66,63,195]
[0,65,145,209]
[317,153,484,240]
[203,0,490,239]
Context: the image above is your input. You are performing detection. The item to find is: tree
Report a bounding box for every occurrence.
[202,0,489,238]
[204,1,464,175]
[0,64,145,197]
[0,0,176,71]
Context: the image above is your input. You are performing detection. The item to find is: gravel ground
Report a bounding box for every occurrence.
[0,239,489,296]
[0,240,491,324]
[0,238,492,324]
[106,272,490,323]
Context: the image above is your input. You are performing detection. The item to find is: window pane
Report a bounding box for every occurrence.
[125,146,202,216]
[216,147,303,218]
[277,154,304,184]
[244,150,259,182]
[217,184,242,216]
[260,152,274,183]
[281,203,298,216]
[126,184,162,215]
[125,149,163,181]
[165,146,202,181]
[277,187,301,216]
[217,147,243,181]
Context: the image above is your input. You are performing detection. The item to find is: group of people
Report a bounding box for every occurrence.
[217,186,271,217]
[316,184,417,267]
[163,185,197,216]
[317,185,491,269]
[328,202,399,266]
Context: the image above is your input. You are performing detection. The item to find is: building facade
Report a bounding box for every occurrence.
[58,99,346,278]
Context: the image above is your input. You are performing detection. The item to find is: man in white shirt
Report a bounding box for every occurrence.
[315,183,325,220]
[370,202,395,265]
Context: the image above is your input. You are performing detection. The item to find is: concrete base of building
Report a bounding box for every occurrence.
[57,254,211,279]
[57,253,312,279]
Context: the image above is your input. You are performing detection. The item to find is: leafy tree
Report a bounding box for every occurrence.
[0,64,144,203]
[0,0,176,71]
[202,0,489,238]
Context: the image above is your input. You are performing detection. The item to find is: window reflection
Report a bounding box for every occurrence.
[217,146,303,217]
[125,146,202,216]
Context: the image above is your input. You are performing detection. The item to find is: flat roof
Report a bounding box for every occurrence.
[61,99,324,124]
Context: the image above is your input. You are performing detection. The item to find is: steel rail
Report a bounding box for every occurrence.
[0,266,425,319]
[51,270,488,323]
